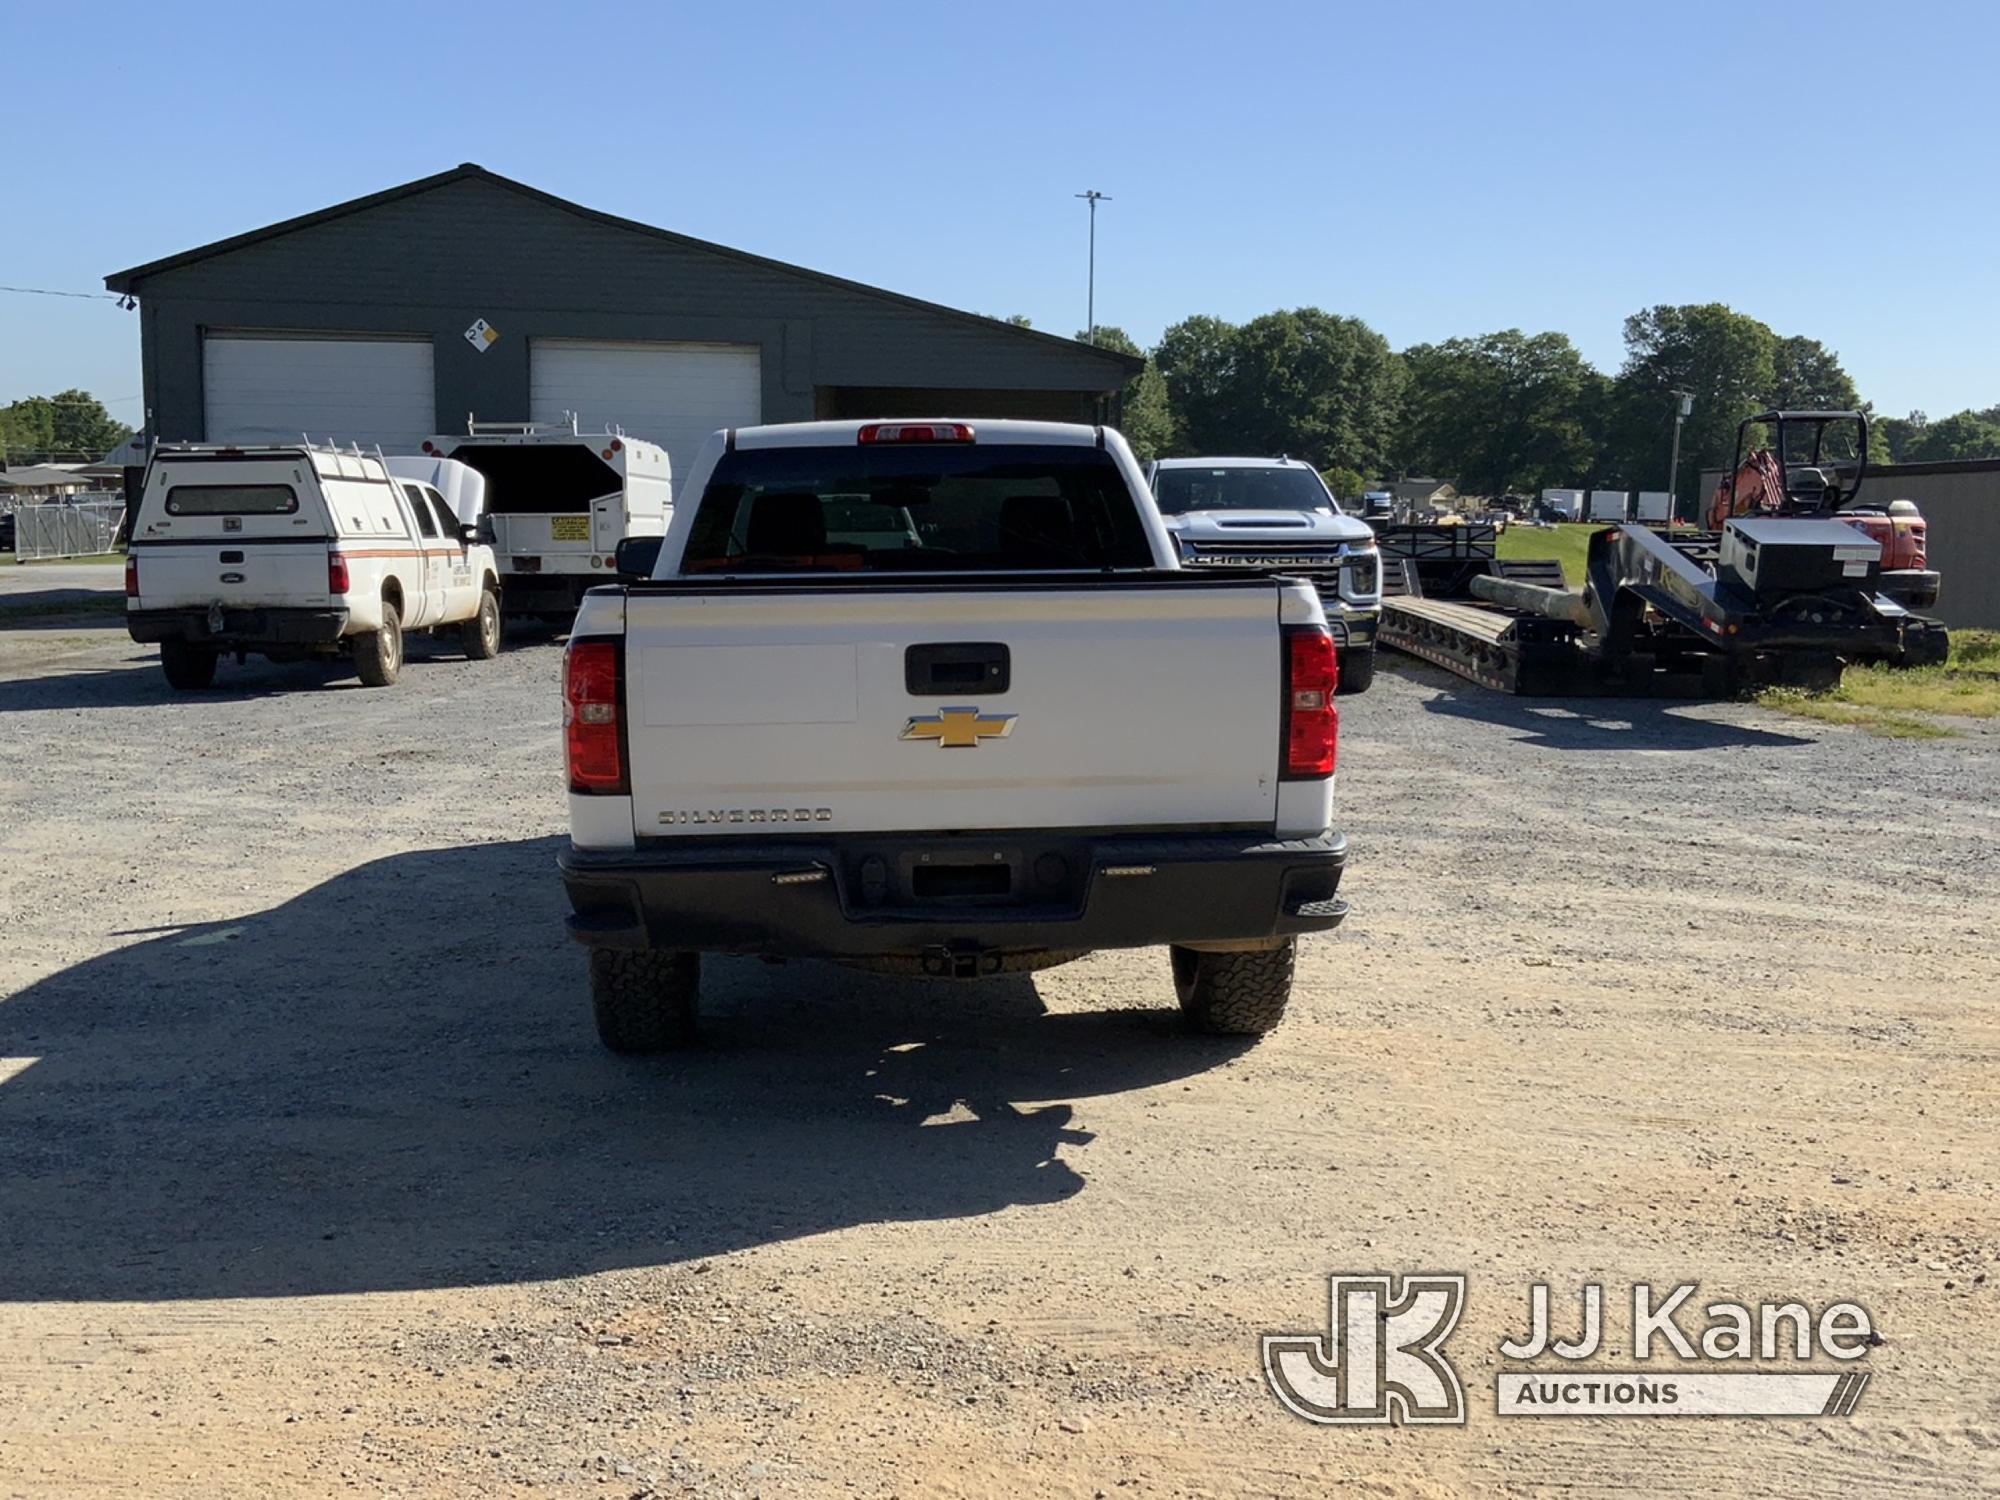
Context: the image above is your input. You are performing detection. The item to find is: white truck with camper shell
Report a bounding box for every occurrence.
[125,442,502,689]
[557,418,1351,1053]
[1145,456,1384,693]
[422,418,671,623]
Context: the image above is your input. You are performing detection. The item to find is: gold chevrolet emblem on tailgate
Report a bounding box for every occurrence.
[901,706,1016,748]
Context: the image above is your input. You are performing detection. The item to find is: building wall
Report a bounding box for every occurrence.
[127,176,1129,442]
[1701,463,2000,629]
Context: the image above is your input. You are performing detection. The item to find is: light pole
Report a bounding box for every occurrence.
[1666,389,1694,526]
[1075,190,1111,343]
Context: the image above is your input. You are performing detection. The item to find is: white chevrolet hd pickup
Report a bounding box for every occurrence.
[558,420,1349,1052]
[1147,457,1383,693]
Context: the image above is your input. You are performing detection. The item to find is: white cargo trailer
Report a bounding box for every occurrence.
[424,417,671,621]
[1635,490,1673,523]
[1588,489,1629,521]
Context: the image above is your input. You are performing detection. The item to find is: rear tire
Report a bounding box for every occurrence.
[159,641,218,691]
[461,589,501,660]
[1337,645,1376,695]
[1170,941,1295,1035]
[589,948,700,1054]
[355,602,403,687]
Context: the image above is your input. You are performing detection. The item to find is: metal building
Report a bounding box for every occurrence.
[104,164,1142,479]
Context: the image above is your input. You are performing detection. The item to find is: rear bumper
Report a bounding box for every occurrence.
[559,828,1348,964]
[127,606,348,646]
[500,569,596,615]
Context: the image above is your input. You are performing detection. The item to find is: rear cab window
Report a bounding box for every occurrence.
[682,444,1154,573]
[163,484,298,516]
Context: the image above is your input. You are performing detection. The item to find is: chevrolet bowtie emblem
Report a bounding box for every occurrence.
[901,705,1017,748]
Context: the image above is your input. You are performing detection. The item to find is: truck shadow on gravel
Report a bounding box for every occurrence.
[0,641,531,711]
[1408,675,1815,750]
[0,836,1245,1303]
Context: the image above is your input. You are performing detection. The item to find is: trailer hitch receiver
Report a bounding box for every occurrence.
[921,943,1004,979]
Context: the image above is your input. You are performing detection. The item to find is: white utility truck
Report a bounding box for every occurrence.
[1145,456,1383,693]
[422,418,671,622]
[557,419,1351,1053]
[125,443,501,689]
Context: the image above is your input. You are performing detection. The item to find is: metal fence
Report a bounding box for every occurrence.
[12,499,126,559]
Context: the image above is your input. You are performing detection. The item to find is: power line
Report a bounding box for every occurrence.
[0,283,121,302]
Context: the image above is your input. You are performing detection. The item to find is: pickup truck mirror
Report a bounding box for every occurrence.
[459,522,481,545]
[615,535,664,581]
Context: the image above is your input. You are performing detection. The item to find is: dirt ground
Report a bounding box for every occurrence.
[1,617,1996,1499]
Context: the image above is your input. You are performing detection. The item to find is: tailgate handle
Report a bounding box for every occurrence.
[905,642,1009,696]
[219,550,244,564]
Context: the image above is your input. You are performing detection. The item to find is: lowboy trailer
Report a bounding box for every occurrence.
[1376,519,1948,697]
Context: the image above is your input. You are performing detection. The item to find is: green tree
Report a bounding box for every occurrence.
[0,389,130,462]
[1077,325,1173,463]
[1319,465,1367,501]
[1155,309,1401,471]
[1876,411,1928,463]
[1764,337,1888,464]
[1397,329,1603,496]
[1604,304,1778,515]
[1903,409,2000,462]
[1153,315,1240,454]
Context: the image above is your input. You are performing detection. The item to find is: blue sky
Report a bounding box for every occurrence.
[4,0,1994,427]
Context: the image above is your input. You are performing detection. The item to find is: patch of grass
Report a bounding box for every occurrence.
[1493,522,1596,585]
[3,551,127,566]
[1758,629,1998,737]
[0,596,127,623]
[1756,690,1958,739]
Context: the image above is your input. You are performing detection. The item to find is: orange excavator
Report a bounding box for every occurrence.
[1707,410,1940,611]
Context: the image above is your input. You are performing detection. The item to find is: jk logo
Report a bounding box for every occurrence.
[1263,1273,1467,1425]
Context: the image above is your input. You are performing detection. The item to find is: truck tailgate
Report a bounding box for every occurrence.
[132,542,331,612]
[622,581,1284,836]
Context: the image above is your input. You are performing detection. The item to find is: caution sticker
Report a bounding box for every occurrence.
[550,515,590,542]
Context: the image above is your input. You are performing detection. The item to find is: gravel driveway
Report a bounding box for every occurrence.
[1,619,1995,1497]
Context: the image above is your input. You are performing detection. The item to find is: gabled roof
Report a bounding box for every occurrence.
[104,164,1144,376]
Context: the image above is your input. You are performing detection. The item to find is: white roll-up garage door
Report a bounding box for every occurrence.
[530,339,762,482]
[203,334,437,451]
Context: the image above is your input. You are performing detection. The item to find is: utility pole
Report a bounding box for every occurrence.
[1074,190,1111,343]
[1666,389,1694,526]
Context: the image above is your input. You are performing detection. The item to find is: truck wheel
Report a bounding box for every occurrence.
[354,603,403,687]
[159,641,218,690]
[589,948,700,1054]
[461,589,501,660]
[1336,645,1376,695]
[1170,941,1295,1035]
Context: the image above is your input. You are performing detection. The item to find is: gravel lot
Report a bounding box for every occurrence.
[1,617,1996,1498]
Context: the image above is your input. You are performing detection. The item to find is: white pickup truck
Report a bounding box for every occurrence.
[557,419,1350,1053]
[1147,457,1384,693]
[125,443,502,688]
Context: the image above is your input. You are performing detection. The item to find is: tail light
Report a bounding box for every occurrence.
[124,556,138,598]
[327,550,351,595]
[857,422,975,444]
[1282,626,1338,779]
[564,638,626,794]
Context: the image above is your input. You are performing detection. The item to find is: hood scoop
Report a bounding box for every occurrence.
[1216,514,1311,527]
